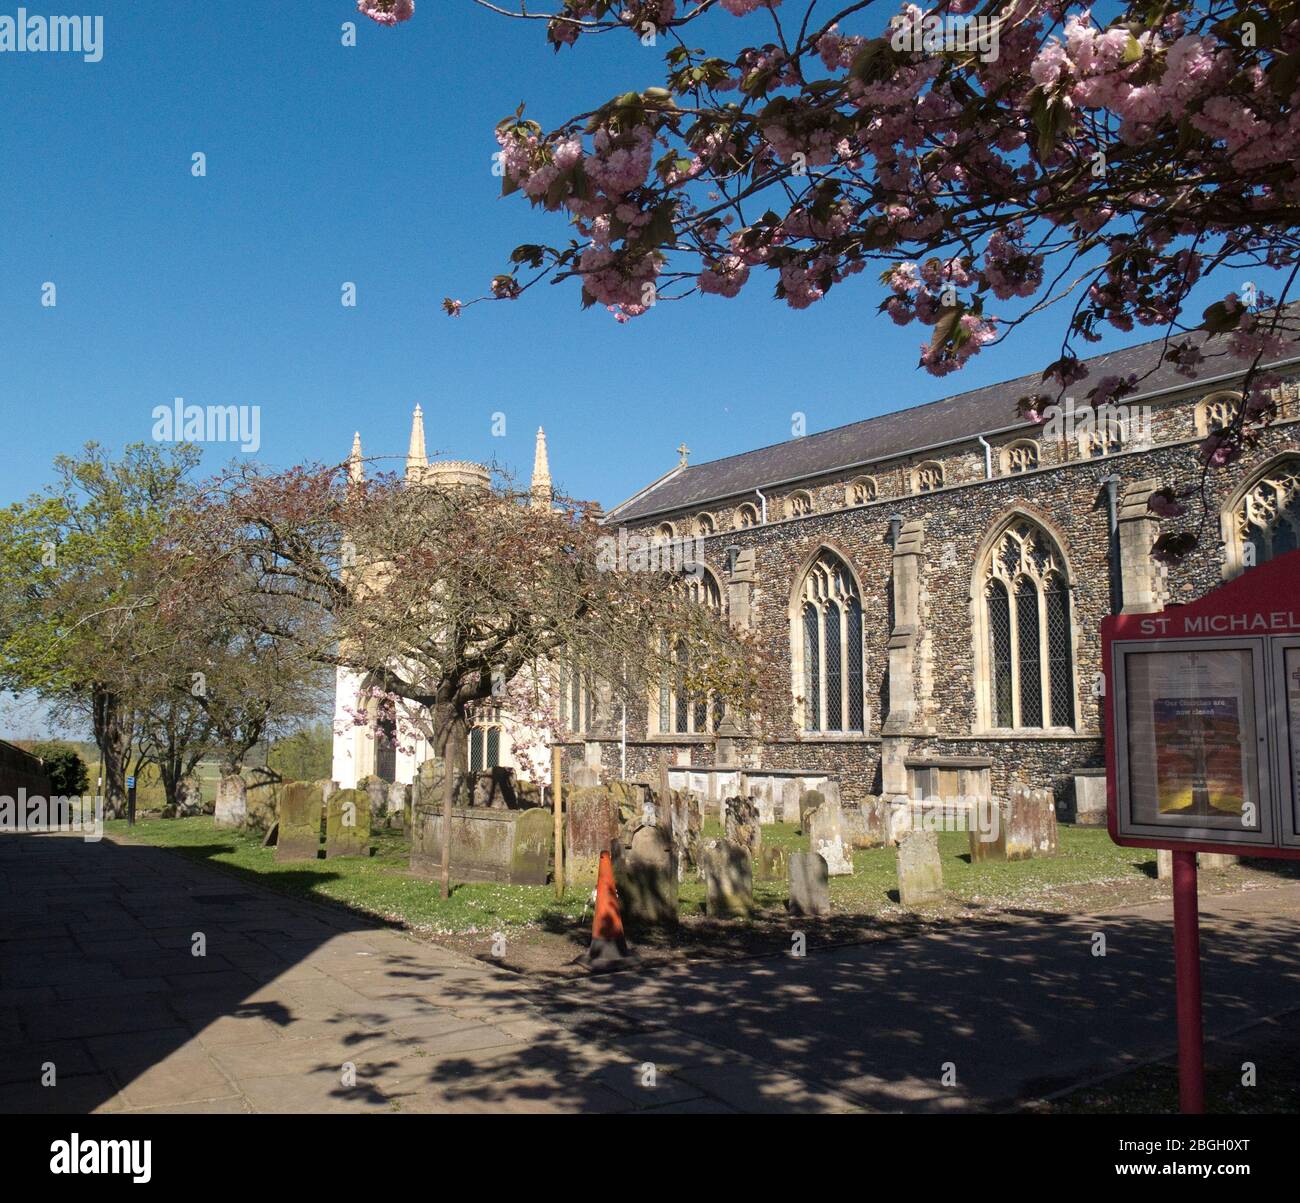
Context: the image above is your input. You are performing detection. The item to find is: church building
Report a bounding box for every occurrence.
[586,323,1300,819]
[329,406,557,790]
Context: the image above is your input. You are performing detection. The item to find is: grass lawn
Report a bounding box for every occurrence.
[103,813,1263,940]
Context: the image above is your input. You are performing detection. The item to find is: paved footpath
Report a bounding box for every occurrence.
[2,832,1298,1113]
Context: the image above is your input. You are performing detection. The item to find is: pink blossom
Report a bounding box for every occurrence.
[357,0,413,25]
[699,255,750,298]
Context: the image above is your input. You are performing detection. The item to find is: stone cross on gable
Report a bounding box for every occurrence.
[677,443,690,467]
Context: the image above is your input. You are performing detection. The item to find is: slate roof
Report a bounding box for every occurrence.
[607,317,1300,524]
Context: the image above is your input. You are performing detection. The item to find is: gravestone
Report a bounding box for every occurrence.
[414,758,443,806]
[821,780,842,809]
[809,801,854,877]
[969,802,1007,862]
[1073,770,1107,826]
[386,782,409,828]
[245,779,279,835]
[756,844,788,882]
[843,797,889,848]
[276,781,322,862]
[1199,852,1238,871]
[571,763,601,788]
[755,792,776,825]
[788,852,831,917]
[897,829,943,906]
[670,791,702,882]
[702,842,753,918]
[1156,848,1173,879]
[176,777,204,817]
[781,778,802,823]
[724,796,761,861]
[1031,788,1058,856]
[567,785,622,885]
[214,774,247,828]
[1006,785,1035,861]
[472,767,518,810]
[325,788,370,859]
[798,789,824,835]
[319,778,339,807]
[358,774,387,822]
[613,826,678,928]
[412,804,552,885]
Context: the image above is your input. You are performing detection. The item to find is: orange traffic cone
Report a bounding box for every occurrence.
[587,849,634,971]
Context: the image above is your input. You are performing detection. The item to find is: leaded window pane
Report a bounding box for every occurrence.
[1016,577,1042,727]
[674,642,689,734]
[1046,579,1074,728]
[824,601,843,731]
[847,597,864,732]
[486,727,501,768]
[803,602,820,731]
[988,580,1013,727]
[469,729,484,773]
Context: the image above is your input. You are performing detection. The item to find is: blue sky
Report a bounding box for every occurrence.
[0,1,1272,512]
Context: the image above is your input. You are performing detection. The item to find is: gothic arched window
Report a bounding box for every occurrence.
[846,476,877,506]
[1196,391,1242,437]
[913,461,944,493]
[786,491,813,518]
[981,521,1075,730]
[1229,457,1300,571]
[1001,440,1039,475]
[656,570,724,734]
[795,550,865,733]
[736,502,759,528]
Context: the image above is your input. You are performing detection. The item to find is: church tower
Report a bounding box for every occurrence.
[530,426,552,510]
[405,404,427,483]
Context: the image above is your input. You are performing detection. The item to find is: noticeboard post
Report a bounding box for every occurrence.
[1102,549,1300,1113]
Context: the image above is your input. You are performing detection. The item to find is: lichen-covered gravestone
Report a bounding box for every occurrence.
[702,842,753,918]
[969,802,1007,862]
[566,785,622,885]
[275,781,322,862]
[809,801,854,877]
[798,789,824,835]
[325,788,370,859]
[724,796,761,861]
[214,774,247,829]
[386,782,409,828]
[670,791,702,882]
[1006,784,1035,861]
[843,797,889,848]
[787,851,831,917]
[781,778,803,824]
[613,826,678,928]
[756,844,788,882]
[1031,789,1058,856]
[358,775,387,822]
[897,829,943,906]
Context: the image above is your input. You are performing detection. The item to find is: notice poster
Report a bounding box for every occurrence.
[1151,696,1245,816]
[1287,647,1300,827]
[1124,647,1258,830]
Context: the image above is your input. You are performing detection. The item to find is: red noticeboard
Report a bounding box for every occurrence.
[1103,548,1300,859]
[1103,549,1300,1114]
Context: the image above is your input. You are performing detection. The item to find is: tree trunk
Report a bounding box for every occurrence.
[433,704,468,901]
[92,685,131,819]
